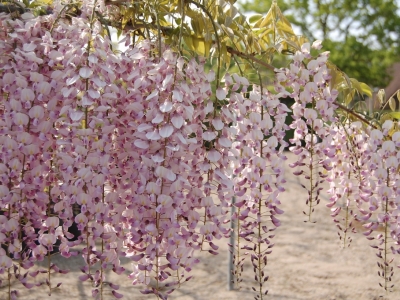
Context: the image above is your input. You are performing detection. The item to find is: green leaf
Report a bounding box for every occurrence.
[249,14,263,24]
[359,82,372,98]
[386,112,400,120]
[389,97,396,111]
[377,89,385,104]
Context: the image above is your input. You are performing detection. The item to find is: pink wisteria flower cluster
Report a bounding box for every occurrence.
[273,40,400,292]
[326,120,400,290]
[276,41,338,220]
[0,3,238,298]
[1,1,400,299]
[229,78,289,294]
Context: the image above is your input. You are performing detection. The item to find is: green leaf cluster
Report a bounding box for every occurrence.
[240,0,400,88]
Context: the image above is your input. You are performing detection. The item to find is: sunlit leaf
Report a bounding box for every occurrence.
[249,14,263,24]
[359,82,372,98]
[377,89,385,104]
[384,112,400,120]
[389,97,397,111]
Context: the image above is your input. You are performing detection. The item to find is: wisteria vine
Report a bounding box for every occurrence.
[0,1,400,300]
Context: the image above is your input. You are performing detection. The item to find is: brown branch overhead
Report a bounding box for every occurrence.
[226,46,276,72]
[333,101,378,129]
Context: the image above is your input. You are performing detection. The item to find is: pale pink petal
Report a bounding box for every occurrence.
[79,67,93,78]
[312,40,322,49]
[92,77,106,87]
[176,132,187,144]
[172,90,183,102]
[204,102,213,114]
[137,123,153,132]
[29,106,44,119]
[21,88,35,102]
[166,144,180,151]
[95,106,111,112]
[160,102,173,113]
[126,103,144,112]
[66,75,79,86]
[81,96,94,106]
[60,106,71,116]
[23,43,36,52]
[203,131,217,141]
[206,70,215,82]
[146,131,161,140]
[152,113,164,124]
[208,150,221,162]
[49,50,63,60]
[218,137,232,147]
[151,155,164,163]
[134,139,149,149]
[211,118,224,130]
[171,115,184,129]
[159,125,174,138]
[146,90,158,101]
[216,88,227,100]
[38,82,51,95]
[130,52,144,59]
[14,113,29,126]
[88,54,98,63]
[88,89,100,99]
[166,169,176,181]
[184,105,194,119]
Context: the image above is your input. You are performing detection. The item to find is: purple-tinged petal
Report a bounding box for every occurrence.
[159,125,174,138]
[79,67,93,79]
[160,102,173,113]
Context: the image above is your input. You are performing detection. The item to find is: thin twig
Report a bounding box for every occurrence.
[226,46,276,72]
[333,101,378,129]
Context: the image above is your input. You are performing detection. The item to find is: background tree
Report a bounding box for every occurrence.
[240,0,400,87]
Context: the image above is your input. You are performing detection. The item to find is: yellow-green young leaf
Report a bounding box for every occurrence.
[247,34,254,50]
[343,89,355,105]
[389,97,397,111]
[256,10,273,28]
[377,89,385,104]
[252,40,262,54]
[385,112,400,120]
[191,36,211,57]
[276,19,295,36]
[191,19,204,36]
[249,14,263,25]
[221,24,234,39]
[397,89,400,101]
[183,35,194,52]
[359,82,372,98]
[349,78,364,96]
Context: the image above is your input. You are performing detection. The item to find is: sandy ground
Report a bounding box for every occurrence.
[2,153,400,300]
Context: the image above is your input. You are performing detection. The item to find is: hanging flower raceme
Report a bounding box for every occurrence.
[0,10,69,296]
[355,122,400,291]
[228,74,289,295]
[109,43,236,298]
[325,122,370,247]
[275,41,339,221]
